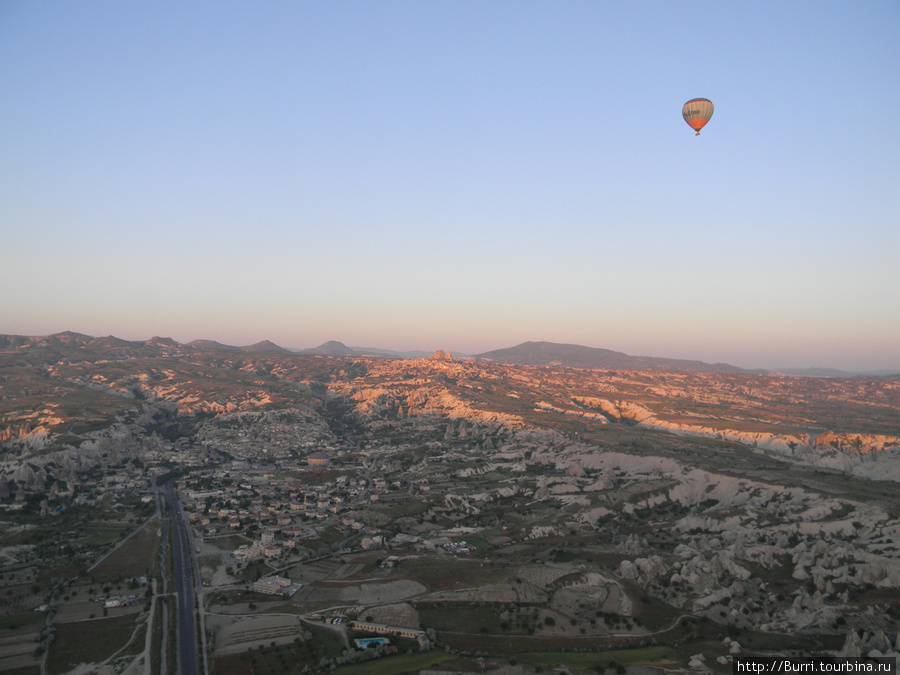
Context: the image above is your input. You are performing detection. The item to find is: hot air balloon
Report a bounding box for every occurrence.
[682,98,714,135]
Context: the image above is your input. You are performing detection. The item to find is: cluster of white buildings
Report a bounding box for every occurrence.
[252,575,302,596]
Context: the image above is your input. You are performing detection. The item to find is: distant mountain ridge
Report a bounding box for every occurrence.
[0,332,292,356]
[1,333,892,376]
[299,340,430,358]
[188,339,241,352]
[242,340,293,354]
[300,340,355,356]
[774,366,900,378]
[0,333,424,360]
[0,333,782,374]
[474,341,756,374]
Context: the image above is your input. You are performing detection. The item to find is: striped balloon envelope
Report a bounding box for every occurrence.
[682,98,714,135]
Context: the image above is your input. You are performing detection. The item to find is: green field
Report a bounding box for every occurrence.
[0,611,44,630]
[212,622,348,675]
[417,603,502,633]
[336,651,454,675]
[0,666,42,675]
[35,561,84,585]
[398,555,508,589]
[517,645,682,669]
[89,518,161,582]
[46,614,138,675]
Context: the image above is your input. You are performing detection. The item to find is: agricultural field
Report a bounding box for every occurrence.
[45,613,140,674]
[88,517,161,582]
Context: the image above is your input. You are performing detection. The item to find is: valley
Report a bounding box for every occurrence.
[1,333,899,674]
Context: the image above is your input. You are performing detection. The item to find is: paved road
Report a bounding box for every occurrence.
[165,482,200,675]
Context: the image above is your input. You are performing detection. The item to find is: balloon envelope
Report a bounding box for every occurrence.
[682,98,714,135]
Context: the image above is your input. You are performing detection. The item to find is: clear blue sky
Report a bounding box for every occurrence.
[2,1,898,371]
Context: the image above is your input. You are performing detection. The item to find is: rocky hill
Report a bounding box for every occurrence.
[299,340,429,358]
[2,332,898,480]
[475,341,753,374]
[301,340,356,356]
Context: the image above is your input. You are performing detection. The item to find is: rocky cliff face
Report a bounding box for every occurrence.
[3,335,898,481]
[332,358,900,480]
